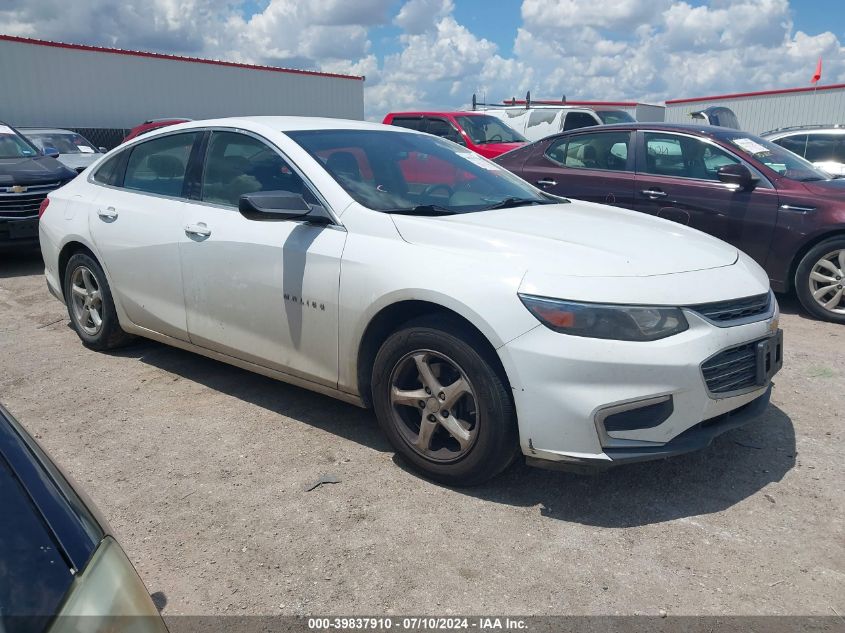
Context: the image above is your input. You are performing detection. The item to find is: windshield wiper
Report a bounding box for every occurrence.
[384,204,457,216]
[482,197,554,210]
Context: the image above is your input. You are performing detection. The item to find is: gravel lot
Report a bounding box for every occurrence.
[1,250,843,617]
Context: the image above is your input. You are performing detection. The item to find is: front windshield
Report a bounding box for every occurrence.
[26,131,98,155]
[596,110,636,124]
[454,115,526,145]
[287,129,552,215]
[0,126,39,159]
[724,133,830,182]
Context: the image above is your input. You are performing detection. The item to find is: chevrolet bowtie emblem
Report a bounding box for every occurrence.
[8,185,27,193]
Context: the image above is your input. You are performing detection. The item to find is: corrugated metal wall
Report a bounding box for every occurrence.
[0,38,364,129]
[664,88,845,135]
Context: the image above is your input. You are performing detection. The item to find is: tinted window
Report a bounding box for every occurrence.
[124,133,197,197]
[773,134,808,157]
[545,131,632,171]
[390,117,425,132]
[424,118,464,144]
[643,133,740,180]
[596,110,636,124]
[563,112,598,131]
[202,131,308,207]
[804,134,845,163]
[454,115,525,144]
[92,154,123,186]
[0,456,74,629]
[288,129,550,214]
[724,133,831,181]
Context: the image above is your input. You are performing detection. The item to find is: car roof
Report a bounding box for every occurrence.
[18,127,78,134]
[761,125,845,137]
[386,111,487,118]
[153,116,405,135]
[547,121,737,137]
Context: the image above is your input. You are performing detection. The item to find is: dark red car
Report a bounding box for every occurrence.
[122,118,191,143]
[495,123,845,323]
[383,111,526,159]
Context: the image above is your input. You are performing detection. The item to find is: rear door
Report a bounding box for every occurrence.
[633,131,780,265]
[518,129,636,207]
[88,131,199,341]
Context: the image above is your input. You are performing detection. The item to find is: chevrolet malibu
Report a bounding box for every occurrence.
[39,117,783,486]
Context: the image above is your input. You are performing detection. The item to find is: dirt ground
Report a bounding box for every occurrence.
[1,250,843,617]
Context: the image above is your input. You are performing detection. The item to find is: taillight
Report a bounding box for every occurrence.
[38,197,50,219]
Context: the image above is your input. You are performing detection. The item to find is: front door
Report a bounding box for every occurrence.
[178,130,346,387]
[633,131,780,266]
[519,130,636,208]
[88,131,199,341]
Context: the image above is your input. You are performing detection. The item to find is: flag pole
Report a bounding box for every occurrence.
[804,56,823,159]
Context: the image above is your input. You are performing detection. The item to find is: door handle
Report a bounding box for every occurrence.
[640,189,667,199]
[536,178,557,187]
[97,206,118,220]
[184,223,211,238]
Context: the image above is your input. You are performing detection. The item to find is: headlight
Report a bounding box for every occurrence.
[518,294,689,341]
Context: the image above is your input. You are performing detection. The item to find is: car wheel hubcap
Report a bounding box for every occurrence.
[70,266,104,336]
[808,248,845,315]
[389,350,479,463]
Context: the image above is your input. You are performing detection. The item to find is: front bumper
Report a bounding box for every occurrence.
[0,216,39,249]
[499,308,781,469]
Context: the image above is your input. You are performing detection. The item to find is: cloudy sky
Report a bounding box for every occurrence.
[2,0,843,118]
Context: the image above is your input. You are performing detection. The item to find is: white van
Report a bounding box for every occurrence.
[473,105,635,142]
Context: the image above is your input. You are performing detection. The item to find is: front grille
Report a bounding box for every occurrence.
[701,341,759,394]
[687,292,771,325]
[0,182,63,218]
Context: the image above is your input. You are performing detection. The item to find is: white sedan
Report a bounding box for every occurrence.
[38,117,783,485]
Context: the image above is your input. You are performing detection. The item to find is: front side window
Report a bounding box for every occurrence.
[453,115,526,144]
[545,131,632,171]
[288,129,552,215]
[202,131,308,207]
[804,134,845,163]
[643,133,740,180]
[562,112,598,131]
[423,118,465,145]
[124,132,197,197]
[389,118,425,132]
[772,134,808,157]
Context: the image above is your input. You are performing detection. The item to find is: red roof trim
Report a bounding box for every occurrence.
[666,83,845,105]
[0,34,364,81]
[502,99,641,107]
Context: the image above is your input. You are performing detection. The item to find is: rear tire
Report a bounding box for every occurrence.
[64,252,133,350]
[372,316,518,486]
[794,237,845,324]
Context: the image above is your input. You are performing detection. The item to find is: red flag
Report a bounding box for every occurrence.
[811,57,822,84]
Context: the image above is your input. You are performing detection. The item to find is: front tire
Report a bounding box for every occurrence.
[795,237,845,324]
[372,316,518,486]
[64,252,133,350]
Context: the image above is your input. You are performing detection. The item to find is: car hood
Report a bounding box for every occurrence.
[57,153,101,172]
[474,142,525,157]
[0,156,75,186]
[391,201,739,278]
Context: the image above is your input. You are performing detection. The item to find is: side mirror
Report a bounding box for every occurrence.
[42,146,60,159]
[239,191,331,224]
[717,163,757,191]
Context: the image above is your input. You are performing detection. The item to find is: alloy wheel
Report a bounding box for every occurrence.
[808,248,845,315]
[70,266,104,336]
[388,350,479,463]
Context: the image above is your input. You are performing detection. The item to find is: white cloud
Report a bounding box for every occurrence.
[1,0,843,120]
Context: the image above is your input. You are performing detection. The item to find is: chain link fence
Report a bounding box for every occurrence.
[70,128,130,151]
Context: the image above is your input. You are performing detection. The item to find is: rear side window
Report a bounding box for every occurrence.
[0,456,74,630]
[202,131,308,207]
[804,134,845,163]
[92,154,123,186]
[124,132,198,198]
[390,117,424,132]
[545,131,633,171]
[563,112,598,131]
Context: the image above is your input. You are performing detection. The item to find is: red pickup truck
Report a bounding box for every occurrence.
[383,111,526,158]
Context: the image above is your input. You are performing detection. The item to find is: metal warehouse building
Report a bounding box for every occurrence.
[664,84,845,135]
[0,35,364,147]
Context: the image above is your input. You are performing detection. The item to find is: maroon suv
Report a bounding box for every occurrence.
[495,123,845,323]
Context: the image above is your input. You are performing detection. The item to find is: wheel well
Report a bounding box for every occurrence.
[786,230,845,293]
[57,241,98,298]
[356,300,509,408]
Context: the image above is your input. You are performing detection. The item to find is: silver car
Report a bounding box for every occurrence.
[19,128,105,173]
[762,124,845,177]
